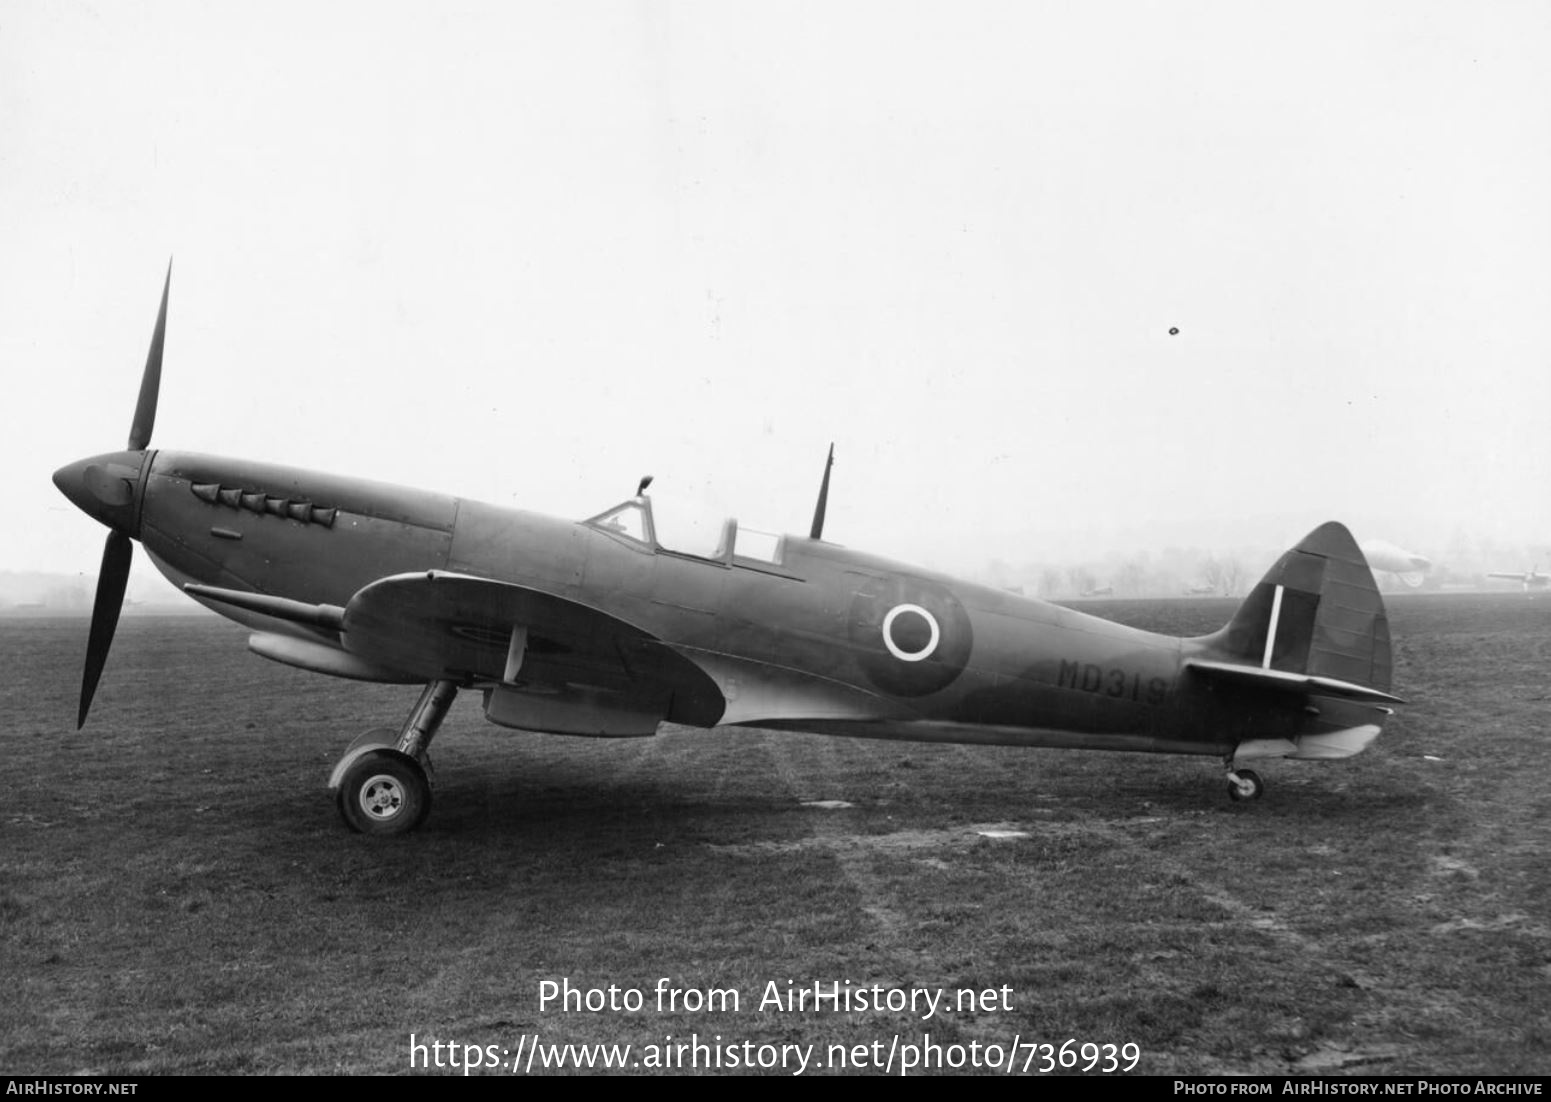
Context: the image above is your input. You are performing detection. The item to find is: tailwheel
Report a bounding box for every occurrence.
[1226,768,1264,802]
[337,750,431,835]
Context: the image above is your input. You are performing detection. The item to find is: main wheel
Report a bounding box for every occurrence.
[337,750,431,835]
[1227,768,1264,802]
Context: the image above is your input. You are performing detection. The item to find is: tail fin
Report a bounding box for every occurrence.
[1200,522,1395,697]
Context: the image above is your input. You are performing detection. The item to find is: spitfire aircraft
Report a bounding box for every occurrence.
[54,271,1404,835]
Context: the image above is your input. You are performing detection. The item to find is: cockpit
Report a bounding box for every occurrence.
[583,494,785,567]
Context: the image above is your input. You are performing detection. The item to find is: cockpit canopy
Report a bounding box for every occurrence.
[588,499,653,544]
[584,496,784,566]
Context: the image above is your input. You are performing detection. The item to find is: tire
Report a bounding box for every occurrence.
[337,750,431,835]
[1227,768,1264,802]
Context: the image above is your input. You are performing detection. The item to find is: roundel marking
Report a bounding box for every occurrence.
[847,575,973,697]
[881,603,940,662]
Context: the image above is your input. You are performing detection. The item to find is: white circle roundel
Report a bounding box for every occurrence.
[881,603,941,662]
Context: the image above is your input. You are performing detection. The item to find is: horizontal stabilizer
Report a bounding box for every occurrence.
[1186,659,1405,705]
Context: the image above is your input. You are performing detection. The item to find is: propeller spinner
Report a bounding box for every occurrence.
[52,263,170,727]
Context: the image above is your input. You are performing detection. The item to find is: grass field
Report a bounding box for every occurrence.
[2,594,1548,1075]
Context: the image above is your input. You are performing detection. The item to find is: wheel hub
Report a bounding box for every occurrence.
[359,774,405,820]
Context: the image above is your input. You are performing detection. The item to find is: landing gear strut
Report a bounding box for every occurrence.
[1225,765,1264,802]
[330,679,458,835]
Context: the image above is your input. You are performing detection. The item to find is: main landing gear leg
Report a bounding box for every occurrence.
[330,679,459,835]
[1224,755,1264,803]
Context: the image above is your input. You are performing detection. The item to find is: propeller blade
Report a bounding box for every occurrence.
[128,261,171,451]
[78,530,133,729]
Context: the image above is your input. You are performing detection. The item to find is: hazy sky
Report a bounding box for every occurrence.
[4,1,1548,585]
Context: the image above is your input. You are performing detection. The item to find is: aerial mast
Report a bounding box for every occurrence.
[808,444,834,540]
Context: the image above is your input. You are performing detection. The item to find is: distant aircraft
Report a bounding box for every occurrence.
[1486,567,1550,591]
[1360,540,1433,589]
[52,269,1404,834]
[1184,583,1217,596]
[1079,585,1114,598]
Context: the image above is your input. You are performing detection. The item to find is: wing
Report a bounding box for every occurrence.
[189,572,902,732]
[340,571,726,725]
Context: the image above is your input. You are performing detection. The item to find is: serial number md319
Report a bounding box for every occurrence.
[1058,660,1168,705]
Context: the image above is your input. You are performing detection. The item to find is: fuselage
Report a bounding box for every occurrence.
[58,447,1304,756]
